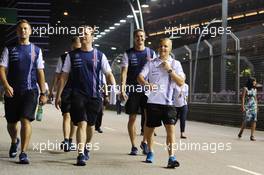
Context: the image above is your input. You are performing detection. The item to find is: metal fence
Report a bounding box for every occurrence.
[173,24,264,104]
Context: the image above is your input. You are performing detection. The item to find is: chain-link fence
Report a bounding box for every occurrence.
[173,24,264,104]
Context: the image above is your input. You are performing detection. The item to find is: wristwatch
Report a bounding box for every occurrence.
[40,91,48,96]
[168,69,173,74]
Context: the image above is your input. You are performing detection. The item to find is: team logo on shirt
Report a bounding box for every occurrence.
[10,47,19,61]
[130,54,138,66]
[75,53,80,58]
[11,47,16,52]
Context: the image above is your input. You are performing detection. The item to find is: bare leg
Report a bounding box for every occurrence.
[145,127,155,152]
[238,121,246,138]
[7,122,19,143]
[20,118,32,152]
[69,122,77,140]
[76,121,87,154]
[86,124,94,147]
[164,124,176,156]
[128,114,137,147]
[250,121,256,141]
[62,113,71,139]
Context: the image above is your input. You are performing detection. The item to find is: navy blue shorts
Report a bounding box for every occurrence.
[125,92,147,115]
[70,91,102,126]
[61,90,71,114]
[4,89,39,123]
[146,103,177,128]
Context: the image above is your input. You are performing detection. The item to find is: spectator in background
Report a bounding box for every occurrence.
[174,83,188,139]
[238,77,258,141]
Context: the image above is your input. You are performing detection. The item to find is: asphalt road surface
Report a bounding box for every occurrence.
[0,103,263,175]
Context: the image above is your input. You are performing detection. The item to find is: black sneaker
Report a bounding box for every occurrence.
[84,148,90,161]
[140,142,149,155]
[167,156,180,168]
[96,128,103,133]
[60,140,70,152]
[76,154,86,166]
[9,138,20,158]
[129,146,138,156]
[19,152,29,164]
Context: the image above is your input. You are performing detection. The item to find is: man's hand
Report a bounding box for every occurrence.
[161,61,172,72]
[55,96,61,110]
[145,83,157,91]
[104,96,110,105]
[39,94,47,105]
[48,92,54,101]
[120,91,128,101]
[4,84,14,97]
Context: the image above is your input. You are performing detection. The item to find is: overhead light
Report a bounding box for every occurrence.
[94,44,100,47]
[63,11,68,16]
[101,32,106,35]
[134,10,140,13]
[127,15,134,18]
[148,41,151,45]
[105,29,110,32]
[111,47,117,50]
[109,26,115,30]
[259,10,264,14]
[141,4,149,8]
[57,20,61,23]
[120,19,126,23]
[232,14,244,19]
[245,12,257,17]
[114,23,120,26]
[97,35,102,38]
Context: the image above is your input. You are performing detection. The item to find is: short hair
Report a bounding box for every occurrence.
[159,38,172,44]
[133,29,145,37]
[71,36,80,43]
[80,25,95,36]
[16,19,31,29]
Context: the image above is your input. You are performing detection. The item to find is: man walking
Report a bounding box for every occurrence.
[0,19,47,164]
[55,26,116,166]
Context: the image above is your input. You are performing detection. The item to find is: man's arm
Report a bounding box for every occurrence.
[162,61,185,86]
[0,66,13,97]
[105,72,116,86]
[121,66,128,98]
[49,72,60,99]
[169,70,185,87]
[55,72,69,109]
[37,69,47,104]
[120,52,129,100]
[0,47,13,97]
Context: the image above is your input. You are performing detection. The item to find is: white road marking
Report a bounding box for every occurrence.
[154,141,165,146]
[227,165,263,175]
[103,127,116,131]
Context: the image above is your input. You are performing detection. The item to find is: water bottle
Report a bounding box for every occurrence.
[120,92,129,106]
[36,104,43,121]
